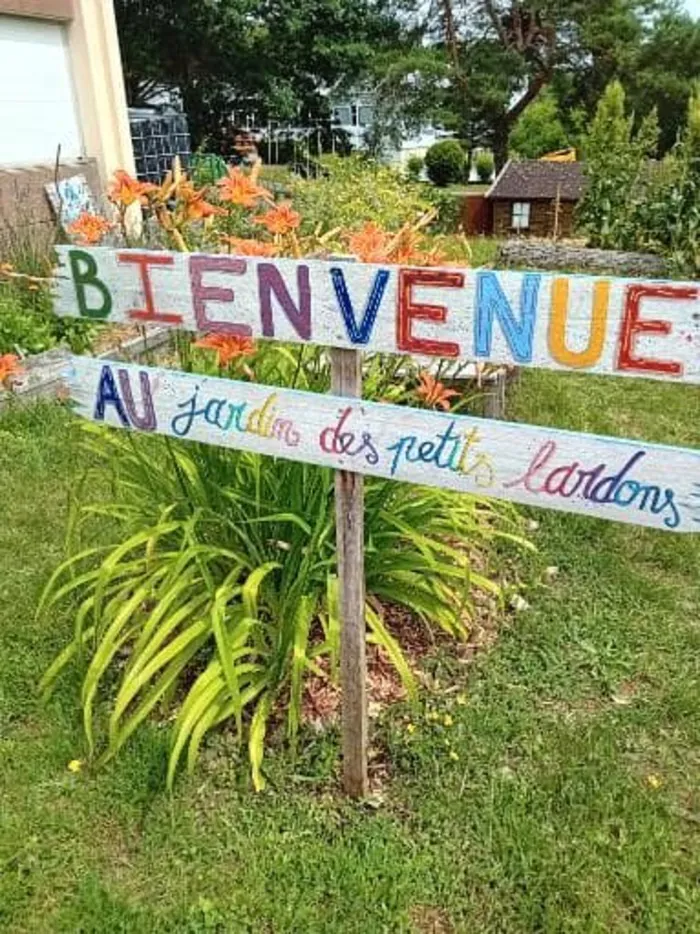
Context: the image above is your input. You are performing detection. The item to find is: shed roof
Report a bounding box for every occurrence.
[486,160,586,202]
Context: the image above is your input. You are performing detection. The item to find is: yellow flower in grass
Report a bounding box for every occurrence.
[443,714,454,727]
[646,774,663,790]
[67,759,83,773]
[449,751,460,762]
[406,722,417,735]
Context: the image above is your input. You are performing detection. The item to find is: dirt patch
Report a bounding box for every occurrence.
[410,906,455,934]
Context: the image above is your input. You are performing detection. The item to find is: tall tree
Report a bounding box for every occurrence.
[629,11,700,152]
[114,0,400,149]
[430,0,669,169]
[508,90,571,158]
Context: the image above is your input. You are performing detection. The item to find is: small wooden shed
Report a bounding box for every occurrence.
[486,160,586,239]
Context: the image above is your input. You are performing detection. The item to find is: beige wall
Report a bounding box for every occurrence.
[67,0,135,185]
[0,0,134,186]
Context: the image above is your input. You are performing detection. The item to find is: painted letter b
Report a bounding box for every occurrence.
[68,249,113,319]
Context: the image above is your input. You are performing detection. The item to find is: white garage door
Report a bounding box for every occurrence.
[0,15,83,165]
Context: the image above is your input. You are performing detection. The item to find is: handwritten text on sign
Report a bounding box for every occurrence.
[67,357,700,533]
[54,247,700,384]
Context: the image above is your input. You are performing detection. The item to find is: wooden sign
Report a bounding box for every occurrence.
[54,246,700,384]
[67,357,700,534]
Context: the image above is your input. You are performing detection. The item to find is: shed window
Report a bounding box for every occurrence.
[512,202,531,230]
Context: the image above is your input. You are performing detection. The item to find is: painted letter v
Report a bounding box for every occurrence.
[330,267,390,345]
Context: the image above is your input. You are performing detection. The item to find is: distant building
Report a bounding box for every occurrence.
[330,89,447,167]
[486,160,587,238]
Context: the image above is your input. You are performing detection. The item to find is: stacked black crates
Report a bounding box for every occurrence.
[129,109,192,183]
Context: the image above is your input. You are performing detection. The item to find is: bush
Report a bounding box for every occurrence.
[406,155,424,181]
[40,345,526,790]
[291,155,432,234]
[474,151,495,184]
[0,230,98,355]
[0,278,97,356]
[425,140,465,187]
[577,81,659,250]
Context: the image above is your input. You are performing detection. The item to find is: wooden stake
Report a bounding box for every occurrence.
[331,347,368,798]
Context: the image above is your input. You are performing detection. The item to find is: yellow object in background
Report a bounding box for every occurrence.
[540,148,578,163]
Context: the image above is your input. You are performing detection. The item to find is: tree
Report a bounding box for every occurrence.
[628,11,700,153]
[429,0,671,169]
[114,0,401,150]
[577,80,659,249]
[509,90,570,158]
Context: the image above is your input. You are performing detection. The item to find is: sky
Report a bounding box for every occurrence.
[686,0,700,18]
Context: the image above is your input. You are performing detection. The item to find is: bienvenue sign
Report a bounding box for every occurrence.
[67,357,700,534]
[54,247,700,384]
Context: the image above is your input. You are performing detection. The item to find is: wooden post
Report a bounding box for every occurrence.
[331,347,368,798]
[484,368,507,420]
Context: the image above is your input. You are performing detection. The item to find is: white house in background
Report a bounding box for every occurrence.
[330,88,449,167]
[0,0,134,239]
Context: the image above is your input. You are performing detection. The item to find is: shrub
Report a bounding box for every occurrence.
[0,229,98,354]
[406,155,424,181]
[0,277,97,356]
[474,151,495,184]
[425,140,465,187]
[577,81,659,250]
[40,344,526,790]
[290,155,431,234]
[0,287,54,355]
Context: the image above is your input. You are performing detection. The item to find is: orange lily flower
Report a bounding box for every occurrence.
[195,333,256,366]
[0,353,23,386]
[220,236,279,257]
[108,170,156,207]
[347,222,390,263]
[415,371,459,411]
[218,166,271,208]
[254,201,301,236]
[388,227,424,265]
[67,212,112,246]
[178,183,225,221]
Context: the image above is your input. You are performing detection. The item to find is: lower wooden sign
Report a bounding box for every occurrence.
[67,357,700,534]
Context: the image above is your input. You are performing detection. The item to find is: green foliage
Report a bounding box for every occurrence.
[40,345,524,789]
[509,91,571,160]
[0,282,97,357]
[425,140,465,188]
[578,79,700,276]
[0,287,54,355]
[474,151,495,184]
[577,81,659,250]
[631,87,700,276]
[115,0,400,150]
[291,155,432,233]
[189,152,228,187]
[626,11,700,154]
[405,155,424,181]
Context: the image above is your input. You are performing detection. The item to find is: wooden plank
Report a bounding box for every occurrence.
[67,357,700,534]
[331,348,368,798]
[54,246,700,385]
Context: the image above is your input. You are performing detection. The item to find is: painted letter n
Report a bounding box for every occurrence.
[475,272,540,363]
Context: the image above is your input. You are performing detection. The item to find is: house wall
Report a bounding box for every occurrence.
[461,194,493,236]
[0,0,133,247]
[492,199,577,239]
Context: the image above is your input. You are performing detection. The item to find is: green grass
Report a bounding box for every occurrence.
[1,372,700,933]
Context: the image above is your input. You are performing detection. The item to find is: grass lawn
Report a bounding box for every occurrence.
[1,371,699,933]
